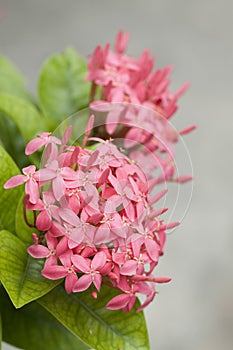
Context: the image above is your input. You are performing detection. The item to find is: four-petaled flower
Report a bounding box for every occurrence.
[72,252,106,292]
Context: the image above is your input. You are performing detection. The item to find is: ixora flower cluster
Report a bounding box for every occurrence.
[87,31,195,184]
[4,117,177,312]
[4,31,194,312]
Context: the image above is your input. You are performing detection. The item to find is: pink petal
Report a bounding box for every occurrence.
[98,168,110,185]
[36,211,51,231]
[25,138,46,155]
[92,251,106,270]
[87,150,99,167]
[59,251,72,267]
[52,175,66,201]
[25,179,38,204]
[157,231,166,252]
[124,201,135,222]
[121,260,137,276]
[124,128,141,148]
[72,274,92,292]
[61,167,77,180]
[42,265,67,280]
[65,272,78,294]
[69,230,84,247]
[85,114,95,137]
[137,291,156,312]
[179,124,196,136]
[149,189,168,205]
[27,244,49,258]
[93,274,102,292]
[106,294,130,310]
[90,100,111,112]
[127,295,136,312]
[94,226,110,245]
[106,110,119,134]
[50,222,65,237]
[44,255,57,267]
[34,169,56,182]
[56,236,69,256]
[4,175,25,189]
[45,233,58,249]
[105,195,122,214]
[62,125,72,145]
[174,175,193,183]
[145,238,159,262]
[71,254,90,272]
[59,208,80,226]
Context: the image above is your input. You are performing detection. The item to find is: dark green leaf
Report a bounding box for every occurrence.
[0,56,35,103]
[39,284,150,350]
[0,230,61,308]
[0,288,89,350]
[0,309,2,350]
[0,112,28,168]
[0,93,45,143]
[38,48,90,124]
[0,144,23,233]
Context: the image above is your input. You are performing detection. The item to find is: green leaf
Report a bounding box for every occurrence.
[38,48,90,124]
[0,144,23,233]
[0,113,28,168]
[0,93,45,143]
[0,309,2,350]
[0,230,61,308]
[0,56,35,103]
[39,285,150,350]
[0,288,89,350]
[15,193,38,244]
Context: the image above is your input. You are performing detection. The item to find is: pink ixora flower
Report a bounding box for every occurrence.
[25,132,61,155]
[3,29,194,312]
[4,165,39,204]
[72,251,106,292]
[88,32,195,185]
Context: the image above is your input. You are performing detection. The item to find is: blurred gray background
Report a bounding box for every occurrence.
[1,0,233,349]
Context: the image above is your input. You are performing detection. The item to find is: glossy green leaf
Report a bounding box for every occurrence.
[15,193,38,244]
[0,56,35,103]
[0,309,2,350]
[0,113,28,168]
[0,230,61,308]
[0,144,23,233]
[38,48,90,124]
[0,93,45,142]
[0,288,89,350]
[39,285,150,350]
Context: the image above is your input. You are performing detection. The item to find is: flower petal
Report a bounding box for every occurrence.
[93,273,102,292]
[4,175,25,189]
[42,265,67,280]
[72,274,92,292]
[121,260,137,276]
[27,244,49,258]
[25,138,47,155]
[92,251,106,270]
[71,254,90,272]
[65,272,78,294]
[106,293,130,310]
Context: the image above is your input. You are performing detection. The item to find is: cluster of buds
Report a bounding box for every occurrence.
[4,116,177,311]
[87,31,195,185]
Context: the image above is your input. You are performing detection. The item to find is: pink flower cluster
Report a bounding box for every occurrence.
[87,31,188,118]
[4,33,195,312]
[87,31,195,185]
[4,118,176,311]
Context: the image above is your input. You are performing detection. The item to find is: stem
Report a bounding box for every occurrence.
[23,196,37,228]
[90,82,97,101]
